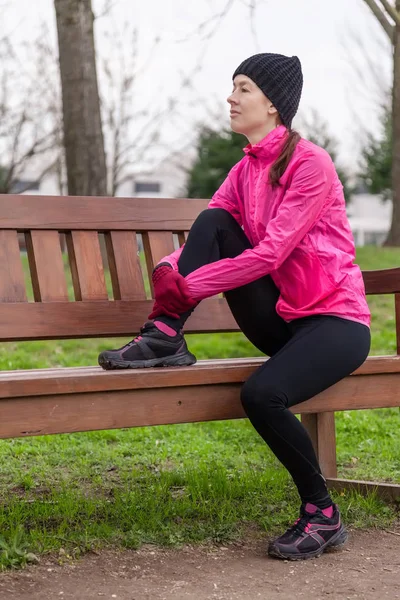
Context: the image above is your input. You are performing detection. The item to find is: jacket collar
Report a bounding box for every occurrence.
[243,125,288,161]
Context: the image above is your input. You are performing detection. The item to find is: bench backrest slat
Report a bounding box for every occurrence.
[1,195,207,230]
[0,230,27,302]
[25,231,68,302]
[142,231,176,296]
[178,232,190,245]
[66,231,108,301]
[143,231,176,269]
[105,231,146,301]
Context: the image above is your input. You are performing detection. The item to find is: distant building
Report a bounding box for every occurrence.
[10,180,40,194]
[13,153,189,200]
[122,155,189,199]
[11,176,56,196]
[347,186,391,246]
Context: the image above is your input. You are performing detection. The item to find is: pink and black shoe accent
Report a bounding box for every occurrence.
[268,503,348,561]
[98,321,196,370]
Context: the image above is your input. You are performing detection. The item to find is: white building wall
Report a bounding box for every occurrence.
[347,193,391,246]
[20,157,189,200]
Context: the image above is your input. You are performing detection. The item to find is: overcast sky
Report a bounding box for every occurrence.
[2,0,394,171]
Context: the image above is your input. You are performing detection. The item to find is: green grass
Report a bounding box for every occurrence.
[0,246,399,569]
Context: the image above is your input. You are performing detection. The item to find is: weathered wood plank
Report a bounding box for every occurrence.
[363,268,400,295]
[105,231,146,300]
[66,231,107,300]
[0,359,399,407]
[302,412,338,480]
[395,293,400,354]
[316,412,337,478]
[142,231,176,294]
[0,298,239,339]
[0,195,208,231]
[0,384,243,438]
[25,231,68,302]
[177,231,189,246]
[326,478,400,501]
[0,368,399,439]
[0,230,27,302]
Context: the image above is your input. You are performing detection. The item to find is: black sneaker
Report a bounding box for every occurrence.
[268,503,348,561]
[98,321,197,370]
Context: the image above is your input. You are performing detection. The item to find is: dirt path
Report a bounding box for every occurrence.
[0,529,399,600]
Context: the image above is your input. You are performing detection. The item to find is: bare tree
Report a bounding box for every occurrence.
[53,0,264,198]
[362,0,400,244]
[54,0,107,196]
[98,14,227,196]
[0,28,60,194]
[1,0,264,200]
[100,23,169,195]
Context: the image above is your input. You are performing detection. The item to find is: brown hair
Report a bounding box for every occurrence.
[269,129,301,187]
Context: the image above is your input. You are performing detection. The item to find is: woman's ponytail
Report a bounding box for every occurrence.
[269,129,301,187]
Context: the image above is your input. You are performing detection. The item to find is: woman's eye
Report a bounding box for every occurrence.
[241,88,249,92]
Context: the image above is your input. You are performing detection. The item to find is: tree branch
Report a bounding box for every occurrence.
[378,0,400,26]
[175,0,235,44]
[12,158,59,195]
[363,0,395,41]
[9,110,27,176]
[94,0,118,19]
[6,126,58,190]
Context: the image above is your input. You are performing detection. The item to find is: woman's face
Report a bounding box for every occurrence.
[227,74,279,143]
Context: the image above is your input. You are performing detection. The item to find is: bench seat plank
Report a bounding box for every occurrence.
[0,356,398,441]
[1,355,400,394]
[0,366,398,439]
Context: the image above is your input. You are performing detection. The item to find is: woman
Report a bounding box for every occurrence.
[99,53,371,561]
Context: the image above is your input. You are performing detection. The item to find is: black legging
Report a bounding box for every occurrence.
[174,208,371,507]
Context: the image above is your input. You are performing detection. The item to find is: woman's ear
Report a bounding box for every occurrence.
[268,103,278,116]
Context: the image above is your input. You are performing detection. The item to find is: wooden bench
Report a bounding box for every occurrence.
[0,194,399,501]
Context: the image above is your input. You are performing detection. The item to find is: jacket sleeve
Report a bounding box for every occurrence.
[157,162,243,270]
[185,152,336,301]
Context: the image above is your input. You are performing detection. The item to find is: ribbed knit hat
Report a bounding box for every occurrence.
[232,53,303,128]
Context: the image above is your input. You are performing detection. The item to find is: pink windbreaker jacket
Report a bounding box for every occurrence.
[161,125,371,327]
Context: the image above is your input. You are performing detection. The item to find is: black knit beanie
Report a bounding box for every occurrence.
[232,53,303,128]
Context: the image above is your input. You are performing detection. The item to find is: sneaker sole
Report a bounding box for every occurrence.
[268,526,348,561]
[98,351,197,370]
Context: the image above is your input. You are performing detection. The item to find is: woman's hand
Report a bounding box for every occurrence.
[148,264,196,319]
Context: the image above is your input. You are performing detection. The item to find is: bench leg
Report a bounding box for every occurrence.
[302,413,400,501]
[301,412,338,479]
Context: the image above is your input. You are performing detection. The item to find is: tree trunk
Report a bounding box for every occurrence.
[54,0,107,196]
[386,0,400,245]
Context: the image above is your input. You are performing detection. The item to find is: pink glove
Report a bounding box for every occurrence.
[148,264,196,319]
